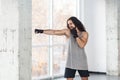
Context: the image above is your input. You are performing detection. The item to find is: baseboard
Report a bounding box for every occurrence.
[89,71,106,74]
[35,71,107,80]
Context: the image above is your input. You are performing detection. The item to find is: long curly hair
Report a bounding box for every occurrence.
[67,16,86,32]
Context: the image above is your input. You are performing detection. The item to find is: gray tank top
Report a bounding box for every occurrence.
[66,32,88,70]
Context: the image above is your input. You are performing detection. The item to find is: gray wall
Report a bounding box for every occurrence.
[106,0,120,76]
[18,0,32,80]
[118,0,120,76]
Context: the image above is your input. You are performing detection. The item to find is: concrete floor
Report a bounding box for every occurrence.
[54,73,120,80]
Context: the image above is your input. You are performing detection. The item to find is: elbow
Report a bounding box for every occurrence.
[77,41,87,48]
[78,44,85,48]
[80,46,85,48]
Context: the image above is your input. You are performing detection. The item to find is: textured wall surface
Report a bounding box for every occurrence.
[0,0,32,80]
[18,0,32,80]
[118,0,120,76]
[0,0,19,80]
[106,0,120,76]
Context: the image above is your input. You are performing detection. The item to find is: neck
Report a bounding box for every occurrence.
[76,28,81,33]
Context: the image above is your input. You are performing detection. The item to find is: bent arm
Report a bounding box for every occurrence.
[76,32,88,48]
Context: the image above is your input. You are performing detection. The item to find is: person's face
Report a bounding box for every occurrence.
[67,20,76,29]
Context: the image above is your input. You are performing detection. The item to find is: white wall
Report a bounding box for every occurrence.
[83,0,106,72]
[0,0,32,80]
[0,0,19,80]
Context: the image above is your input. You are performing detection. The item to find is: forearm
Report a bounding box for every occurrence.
[76,37,86,48]
[43,29,65,35]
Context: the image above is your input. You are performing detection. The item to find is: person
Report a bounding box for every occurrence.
[35,16,89,80]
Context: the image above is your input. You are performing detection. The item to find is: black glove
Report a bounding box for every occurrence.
[35,29,44,34]
[70,28,78,38]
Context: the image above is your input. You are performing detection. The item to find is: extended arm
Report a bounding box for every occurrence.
[44,29,67,35]
[35,28,70,38]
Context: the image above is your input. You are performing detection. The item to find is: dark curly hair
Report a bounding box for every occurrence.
[67,16,86,32]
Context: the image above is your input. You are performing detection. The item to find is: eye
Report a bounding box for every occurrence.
[69,23,72,25]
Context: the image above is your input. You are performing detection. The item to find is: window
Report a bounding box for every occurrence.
[32,0,50,78]
[32,0,80,79]
[52,0,77,76]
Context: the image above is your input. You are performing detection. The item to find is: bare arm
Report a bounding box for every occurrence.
[35,28,70,38]
[76,32,88,48]
[44,29,67,35]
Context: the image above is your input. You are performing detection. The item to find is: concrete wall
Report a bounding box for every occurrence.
[18,0,32,80]
[0,0,32,80]
[0,0,19,80]
[106,0,120,76]
[118,0,120,75]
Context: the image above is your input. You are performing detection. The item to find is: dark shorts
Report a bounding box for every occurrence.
[64,68,90,78]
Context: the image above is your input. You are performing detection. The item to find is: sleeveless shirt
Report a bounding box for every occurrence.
[66,32,88,70]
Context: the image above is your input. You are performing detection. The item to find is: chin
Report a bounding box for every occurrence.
[69,27,75,30]
[71,27,75,29]
[70,28,73,30]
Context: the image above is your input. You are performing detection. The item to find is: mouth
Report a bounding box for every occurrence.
[69,26,74,29]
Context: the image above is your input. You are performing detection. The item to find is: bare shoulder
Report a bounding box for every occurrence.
[62,28,70,38]
[82,31,89,37]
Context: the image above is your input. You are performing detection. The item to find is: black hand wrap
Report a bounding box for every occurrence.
[70,28,78,38]
[35,29,44,33]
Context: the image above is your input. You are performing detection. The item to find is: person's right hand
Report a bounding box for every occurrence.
[70,28,78,38]
[35,29,44,34]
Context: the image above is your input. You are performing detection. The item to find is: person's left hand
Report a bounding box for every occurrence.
[70,28,78,38]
